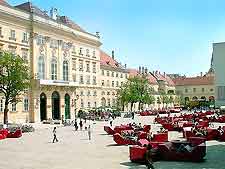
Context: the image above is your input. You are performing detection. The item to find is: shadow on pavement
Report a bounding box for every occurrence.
[120,162,146,169]
[106,143,125,147]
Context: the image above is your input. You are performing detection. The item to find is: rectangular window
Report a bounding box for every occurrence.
[0,27,3,37]
[93,76,96,85]
[94,102,97,108]
[107,71,110,76]
[22,49,28,63]
[72,59,76,70]
[125,74,128,78]
[185,89,188,93]
[93,91,97,96]
[107,80,110,87]
[217,86,225,100]
[8,46,16,55]
[102,70,104,76]
[86,62,90,72]
[80,91,84,96]
[79,75,84,84]
[86,49,90,57]
[0,100,3,112]
[102,80,105,86]
[72,45,76,54]
[37,35,45,45]
[81,99,84,108]
[92,63,96,73]
[24,98,29,111]
[11,102,16,112]
[116,81,119,87]
[72,74,76,82]
[112,81,114,87]
[9,30,16,40]
[87,91,91,97]
[193,88,196,93]
[120,73,123,78]
[202,88,205,92]
[79,48,83,55]
[112,72,114,77]
[50,39,57,48]
[88,102,91,108]
[79,60,83,71]
[86,75,90,84]
[121,82,123,86]
[116,73,118,77]
[107,99,110,107]
[22,32,28,43]
[93,50,96,58]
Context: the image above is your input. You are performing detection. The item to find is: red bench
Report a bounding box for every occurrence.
[129,145,147,163]
[113,133,136,145]
[104,126,115,135]
[7,129,22,138]
[152,132,168,142]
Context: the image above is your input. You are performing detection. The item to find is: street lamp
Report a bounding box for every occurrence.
[74,94,79,119]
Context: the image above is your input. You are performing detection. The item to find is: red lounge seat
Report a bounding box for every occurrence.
[152,133,168,142]
[220,132,225,141]
[143,125,151,133]
[199,121,209,128]
[162,123,174,131]
[138,139,150,147]
[0,129,9,139]
[206,129,220,140]
[7,129,22,138]
[104,126,114,135]
[129,145,147,163]
[113,133,136,145]
[0,134,5,140]
[187,137,206,146]
[183,131,195,138]
[138,131,148,140]
[114,126,133,134]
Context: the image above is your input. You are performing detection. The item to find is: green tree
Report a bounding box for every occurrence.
[159,90,170,108]
[0,51,30,124]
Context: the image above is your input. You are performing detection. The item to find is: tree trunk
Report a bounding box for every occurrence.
[3,102,9,124]
[131,102,134,112]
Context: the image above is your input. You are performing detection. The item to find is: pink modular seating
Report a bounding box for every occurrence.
[129,145,147,163]
[152,132,168,142]
[7,129,22,138]
[138,139,150,147]
[113,133,136,145]
[143,125,151,133]
[104,126,114,135]
[162,123,173,131]
[198,121,209,128]
[114,125,133,134]
[183,129,220,141]
[140,111,151,116]
[137,131,148,140]
[158,138,206,162]
[0,129,9,140]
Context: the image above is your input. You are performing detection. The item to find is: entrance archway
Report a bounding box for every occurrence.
[52,91,60,120]
[65,94,70,119]
[40,93,47,121]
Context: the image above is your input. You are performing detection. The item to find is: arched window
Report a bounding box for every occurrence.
[63,60,69,81]
[51,58,57,80]
[38,56,45,79]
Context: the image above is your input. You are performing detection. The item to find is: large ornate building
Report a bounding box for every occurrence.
[0,1,102,123]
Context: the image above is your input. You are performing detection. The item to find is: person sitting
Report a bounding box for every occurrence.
[217,126,224,135]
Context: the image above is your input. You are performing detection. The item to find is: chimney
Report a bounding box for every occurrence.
[112,50,115,60]
[124,64,127,68]
[153,71,155,75]
[96,32,100,38]
[164,72,166,77]
[159,71,161,75]
[200,72,203,77]
[156,70,158,74]
[138,66,141,74]
[142,67,145,74]
[145,67,148,74]
[50,8,58,20]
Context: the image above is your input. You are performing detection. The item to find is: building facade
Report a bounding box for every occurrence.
[173,71,215,105]
[213,42,225,107]
[0,1,102,123]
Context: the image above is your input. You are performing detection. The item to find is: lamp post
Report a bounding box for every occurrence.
[74,94,79,119]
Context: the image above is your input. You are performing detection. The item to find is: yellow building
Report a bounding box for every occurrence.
[99,50,128,108]
[173,70,215,105]
[0,1,102,123]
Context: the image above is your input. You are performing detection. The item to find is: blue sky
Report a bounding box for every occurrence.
[8,0,225,76]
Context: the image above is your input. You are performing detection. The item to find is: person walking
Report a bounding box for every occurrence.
[74,119,78,131]
[79,119,83,130]
[52,127,58,143]
[132,112,135,120]
[88,125,91,140]
[145,144,155,169]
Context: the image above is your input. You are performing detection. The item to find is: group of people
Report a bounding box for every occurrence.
[191,126,207,137]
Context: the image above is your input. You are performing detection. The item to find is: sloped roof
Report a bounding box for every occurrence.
[15,2,49,18]
[0,0,10,7]
[14,2,85,32]
[173,76,214,86]
[127,69,158,85]
[100,50,124,69]
[154,72,175,86]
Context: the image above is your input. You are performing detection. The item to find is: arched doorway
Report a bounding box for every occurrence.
[101,97,106,107]
[64,94,70,119]
[192,96,198,101]
[52,91,60,120]
[40,93,47,121]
